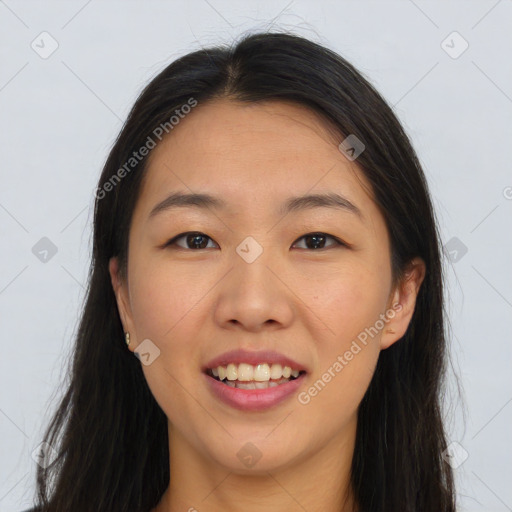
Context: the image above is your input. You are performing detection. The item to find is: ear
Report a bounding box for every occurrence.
[109,257,136,351]
[380,257,426,350]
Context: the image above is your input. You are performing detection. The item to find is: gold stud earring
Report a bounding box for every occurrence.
[125,332,130,346]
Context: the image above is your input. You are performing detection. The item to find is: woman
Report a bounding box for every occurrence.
[28,31,456,511]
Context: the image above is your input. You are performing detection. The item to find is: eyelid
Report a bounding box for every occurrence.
[165,231,347,250]
[166,231,219,249]
[291,232,346,249]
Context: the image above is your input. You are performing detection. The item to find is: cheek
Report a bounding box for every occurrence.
[299,270,384,390]
[296,342,379,446]
[128,261,210,341]
[127,263,211,425]
[307,260,391,343]
[300,261,388,410]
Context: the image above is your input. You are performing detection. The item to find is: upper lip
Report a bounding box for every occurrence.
[203,349,308,373]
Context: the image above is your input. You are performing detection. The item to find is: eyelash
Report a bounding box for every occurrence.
[164,231,347,251]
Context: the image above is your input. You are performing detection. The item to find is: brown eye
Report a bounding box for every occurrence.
[165,231,344,251]
[167,232,218,250]
[292,233,344,250]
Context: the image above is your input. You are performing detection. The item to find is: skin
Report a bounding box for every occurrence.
[109,98,425,512]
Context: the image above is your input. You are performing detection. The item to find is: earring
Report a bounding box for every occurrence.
[125,332,130,346]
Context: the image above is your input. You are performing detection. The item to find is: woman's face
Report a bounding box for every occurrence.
[110,99,424,474]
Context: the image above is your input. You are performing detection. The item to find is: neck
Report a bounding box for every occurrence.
[154,416,358,512]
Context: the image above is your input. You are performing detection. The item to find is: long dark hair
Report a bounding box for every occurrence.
[32,31,456,511]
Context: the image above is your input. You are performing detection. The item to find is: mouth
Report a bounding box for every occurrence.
[205,363,307,390]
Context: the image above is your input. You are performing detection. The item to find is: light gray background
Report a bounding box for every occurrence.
[1,1,511,510]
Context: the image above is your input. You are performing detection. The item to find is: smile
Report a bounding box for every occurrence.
[206,362,305,389]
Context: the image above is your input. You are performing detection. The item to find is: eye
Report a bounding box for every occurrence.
[166,232,218,250]
[165,231,346,251]
[292,232,345,250]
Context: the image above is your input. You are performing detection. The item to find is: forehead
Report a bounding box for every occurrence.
[136,99,377,221]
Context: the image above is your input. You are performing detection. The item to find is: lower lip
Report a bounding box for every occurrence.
[204,372,306,411]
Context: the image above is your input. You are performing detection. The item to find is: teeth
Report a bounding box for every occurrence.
[226,363,238,381]
[221,378,293,389]
[254,363,270,381]
[237,363,253,381]
[270,363,283,380]
[209,362,302,382]
[236,381,256,390]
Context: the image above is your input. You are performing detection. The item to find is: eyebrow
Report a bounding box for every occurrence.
[148,191,363,220]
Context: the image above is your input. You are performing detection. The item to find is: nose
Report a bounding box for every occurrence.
[213,246,295,333]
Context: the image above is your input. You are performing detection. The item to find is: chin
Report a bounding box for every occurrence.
[203,431,305,474]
